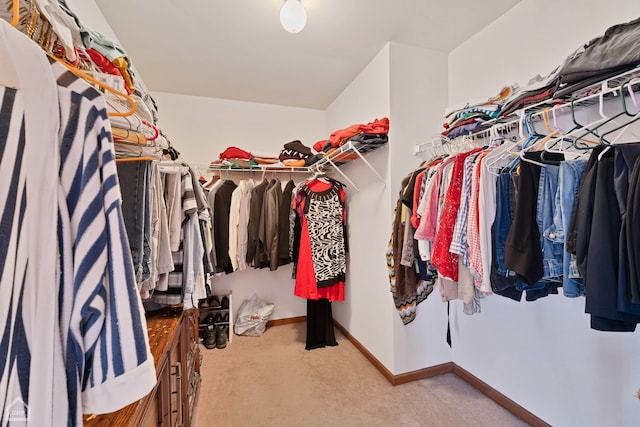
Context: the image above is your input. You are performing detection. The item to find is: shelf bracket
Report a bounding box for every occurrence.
[323,156,359,191]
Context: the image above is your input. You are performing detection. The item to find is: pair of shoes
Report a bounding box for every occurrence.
[209,296,221,308]
[216,325,227,349]
[221,296,229,309]
[202,313,215,326]
[199,298,209,308]
[213,312,223,324]
[203,325,216,349]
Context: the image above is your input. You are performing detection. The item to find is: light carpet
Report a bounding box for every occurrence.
[195,322,529,427]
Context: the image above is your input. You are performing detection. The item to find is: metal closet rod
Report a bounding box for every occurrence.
[192,139,388,192]
[416,66,640,155]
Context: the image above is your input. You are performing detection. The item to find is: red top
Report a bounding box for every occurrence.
[293,179,345,302]
[219,146,253,160]
[431,148,483,281]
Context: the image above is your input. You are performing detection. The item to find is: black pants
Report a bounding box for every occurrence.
[306,299,338,350]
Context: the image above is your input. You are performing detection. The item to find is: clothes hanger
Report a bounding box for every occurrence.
[47,54,138,117]
[141,119,160,141]
[115,156,156,163]
[111,128,148,145]
[592,82,640,152]
[517,116,548,168]
[569,81,634,149]
[482,121,522,175]
[11,0,19,27]
[508,113,544,169]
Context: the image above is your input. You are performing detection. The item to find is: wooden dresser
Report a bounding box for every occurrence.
[84,306,201,427]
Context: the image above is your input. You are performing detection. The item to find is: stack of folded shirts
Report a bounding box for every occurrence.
[443,86,516,138]
[313,117,390,165]
[209,146,258,168]
[555,17,640,98]
[278,140,314,167]
[499,72,559,117]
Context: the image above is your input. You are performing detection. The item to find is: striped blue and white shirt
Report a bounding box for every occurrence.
[0,19,155,425]
[52,61,156,423]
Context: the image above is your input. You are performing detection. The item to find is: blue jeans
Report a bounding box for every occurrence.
[537,165,564,282]
[559,160,586,297]
[116,160,152,284]
[491,172,518,292]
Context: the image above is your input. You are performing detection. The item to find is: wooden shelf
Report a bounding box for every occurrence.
[84,306,201,427]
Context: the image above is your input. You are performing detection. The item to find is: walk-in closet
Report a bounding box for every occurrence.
[2,1,640,426]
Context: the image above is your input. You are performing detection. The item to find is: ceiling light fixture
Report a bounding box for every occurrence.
[280,0,307,34]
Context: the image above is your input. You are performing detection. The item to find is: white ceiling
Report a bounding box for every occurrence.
[95,0,521,110]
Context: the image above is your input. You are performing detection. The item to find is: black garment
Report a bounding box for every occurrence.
[627,157,640,304]
[614,144,640,314]
[278,180,295,266]
[256,179,278,269]
[305,298,338,350]
[583,150,639,331]
[246,180,268,266]
[262,179,282,271]
[558,17,640,86]
[566,146,601,255]
[504,152,544,285]
[213,180,237,274]
[400,167,426,209]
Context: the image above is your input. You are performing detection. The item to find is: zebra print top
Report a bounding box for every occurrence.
[299,180,347,288]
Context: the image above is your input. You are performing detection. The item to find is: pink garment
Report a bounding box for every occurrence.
[431,148,483,281]
[414,156,456,242]
[410,169,427,229]
[467,152,491,287]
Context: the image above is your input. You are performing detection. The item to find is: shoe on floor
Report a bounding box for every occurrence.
[203,325,216,349]
[216,325,227,349]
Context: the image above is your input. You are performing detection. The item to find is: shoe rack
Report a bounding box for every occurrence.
[199,292,233,348]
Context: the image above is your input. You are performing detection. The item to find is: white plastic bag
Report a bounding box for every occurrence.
[234,294,275,337]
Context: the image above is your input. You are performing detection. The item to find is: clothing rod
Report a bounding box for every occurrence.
[206,165,312,173]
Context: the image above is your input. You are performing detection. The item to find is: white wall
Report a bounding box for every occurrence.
[449,0,640,107]
[64,0,121,43]
[325,42,452,375]
[153,92,325,166]
[325,44,395,371]
[153,92,325,320]
[448,2,640,426]
[389,42,452,374]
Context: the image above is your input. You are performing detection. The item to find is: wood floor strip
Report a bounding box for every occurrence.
[393,362,454,385]
[451,365,551,427]
[266,316,307,328]
[333,320,395,384]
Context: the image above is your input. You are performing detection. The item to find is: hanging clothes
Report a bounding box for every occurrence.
[246,180,269,268]
[293,178,347,299]
[262,178,282,271]
[235,179,255,271]
[213,179,238,273]
[387,173,434,325]
[292,177,348,349]
[0,21,155,425]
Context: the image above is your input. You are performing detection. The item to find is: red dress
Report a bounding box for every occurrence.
[293,179,346,302]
